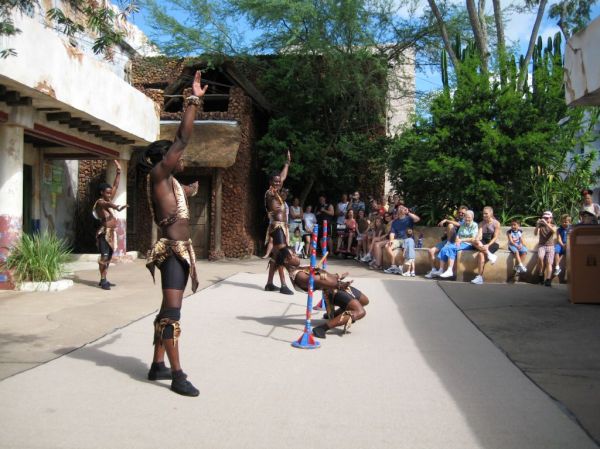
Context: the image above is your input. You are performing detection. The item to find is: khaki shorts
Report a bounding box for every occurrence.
[390,239,403,251]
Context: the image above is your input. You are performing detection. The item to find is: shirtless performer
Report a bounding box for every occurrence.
[275,247,369,339]
[93,160,128,290]
[264,151,294,295]
[141,71,207,397]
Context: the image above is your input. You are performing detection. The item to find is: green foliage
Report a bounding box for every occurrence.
[3,232,72,283]
[389,34,599,225]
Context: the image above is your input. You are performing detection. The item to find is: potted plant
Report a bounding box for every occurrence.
[3,232,73,291]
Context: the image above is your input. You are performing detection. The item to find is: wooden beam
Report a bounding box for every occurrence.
[77,120,93,131]
[37,107,61,112]
[68,118,82,128]
[46,112,72,123]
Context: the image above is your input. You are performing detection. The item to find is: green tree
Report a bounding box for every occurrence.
[389,35,599,224]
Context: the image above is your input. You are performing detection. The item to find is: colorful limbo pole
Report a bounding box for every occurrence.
[292,224,321,349]
[313,220,328,311]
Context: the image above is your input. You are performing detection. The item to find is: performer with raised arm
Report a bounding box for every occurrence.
[141,71,208,397]
[275,247,369,338]
[93,160,127,290]
[264,151,294,295]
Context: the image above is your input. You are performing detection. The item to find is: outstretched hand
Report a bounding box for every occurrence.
[192,71,209,97]
[287,150,291,164]
[114,160,121,171]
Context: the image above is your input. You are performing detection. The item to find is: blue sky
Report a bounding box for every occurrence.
[130,2,600,96]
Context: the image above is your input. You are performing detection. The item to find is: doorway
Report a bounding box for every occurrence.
[179,175,211,259]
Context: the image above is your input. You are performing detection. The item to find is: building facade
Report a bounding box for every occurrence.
[0,2,159,288]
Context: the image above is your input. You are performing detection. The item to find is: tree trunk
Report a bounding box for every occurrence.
[517,0,548,91]
[299,177,315,207]
[466,0,488,69]
[492,0,507,86]
[427,0,461,70]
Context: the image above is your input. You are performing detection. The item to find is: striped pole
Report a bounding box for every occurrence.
[313,220,328,311]
[292,224,320,349]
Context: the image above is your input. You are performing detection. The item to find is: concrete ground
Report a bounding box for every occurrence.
[0,257,598,448]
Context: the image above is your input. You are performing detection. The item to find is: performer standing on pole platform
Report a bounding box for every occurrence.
[264,150,294,295]
[141,71,208,397]
[275,247,369,339]
[93,160,128,290]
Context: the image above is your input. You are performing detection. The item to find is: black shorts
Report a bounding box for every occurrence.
[160,255,189,291]
[97,235,113,260]
[332,286,362,309]
[271,227,287,245]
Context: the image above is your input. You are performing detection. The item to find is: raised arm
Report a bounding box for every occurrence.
[110,160,121,200]
[279,150,291,183]
[153,71,208,181]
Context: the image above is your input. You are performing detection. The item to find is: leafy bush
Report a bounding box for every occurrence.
[3,232,72,283]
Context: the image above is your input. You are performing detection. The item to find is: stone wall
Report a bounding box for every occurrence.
[129,59,263,259]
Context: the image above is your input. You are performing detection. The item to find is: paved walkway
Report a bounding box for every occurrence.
[0,258,598,448]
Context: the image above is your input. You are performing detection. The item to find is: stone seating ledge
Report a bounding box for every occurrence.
[382,226,567,283]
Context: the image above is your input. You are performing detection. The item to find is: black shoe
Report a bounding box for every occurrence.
[279,285,294,295]
[100,280,111,290]
[264,283,278,292]
[538,275,544,285]
[544,279,552,287]
[322,313,329,320]
[171,372,199,397]
[312,325,327,339]
[98,280,116,287]
[148,363,172,381]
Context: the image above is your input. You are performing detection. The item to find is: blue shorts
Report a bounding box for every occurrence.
[554,244,566,256]
[435,241,445,250]
[508,244,528,255]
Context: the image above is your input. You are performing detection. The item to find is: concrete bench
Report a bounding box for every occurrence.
[381,227,567,283]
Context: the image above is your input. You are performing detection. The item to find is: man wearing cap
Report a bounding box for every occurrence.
[534,211,556,287]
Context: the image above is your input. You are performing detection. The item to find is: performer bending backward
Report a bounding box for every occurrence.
[93,160,128,290]
[264,151,294,295]
[141,71,207,397]
[276,247,369,338]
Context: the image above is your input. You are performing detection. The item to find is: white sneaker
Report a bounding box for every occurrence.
[471,275,484,284]
[425,269,435,278]
[439,269,454,278]
[487,252,497,264]
[553,266,561,276]
[411,272,416,277]
[519,264,527,273]
[384,265,399,274]
[361,254,372,263]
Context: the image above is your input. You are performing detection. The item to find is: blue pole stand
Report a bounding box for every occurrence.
[292,224,321,349]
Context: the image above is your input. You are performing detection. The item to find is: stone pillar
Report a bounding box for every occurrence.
[213,169,224,258]
[0,125,24,289]
[106,159,128,258]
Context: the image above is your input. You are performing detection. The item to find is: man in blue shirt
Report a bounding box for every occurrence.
[383,205,420,274]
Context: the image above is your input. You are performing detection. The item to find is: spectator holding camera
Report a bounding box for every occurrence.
[534,211,557,287]
[350,191,366,216]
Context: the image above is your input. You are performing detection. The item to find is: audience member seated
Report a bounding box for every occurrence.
[438,210,478,278]
[355,209,370,260]
[470,206,500,285]
[336,209,357,256]
[507,219,528,274]
[426,205,468,278]
[383,205,420,274]
[360,215,385,263]
[366,212,393,270]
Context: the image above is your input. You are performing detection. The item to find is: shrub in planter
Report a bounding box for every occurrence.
[3,232,72,283]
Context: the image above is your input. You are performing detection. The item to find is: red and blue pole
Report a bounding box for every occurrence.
[314,220,328,311]
[292,224,320,349]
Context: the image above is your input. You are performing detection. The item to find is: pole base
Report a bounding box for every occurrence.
[291,330,321,349]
